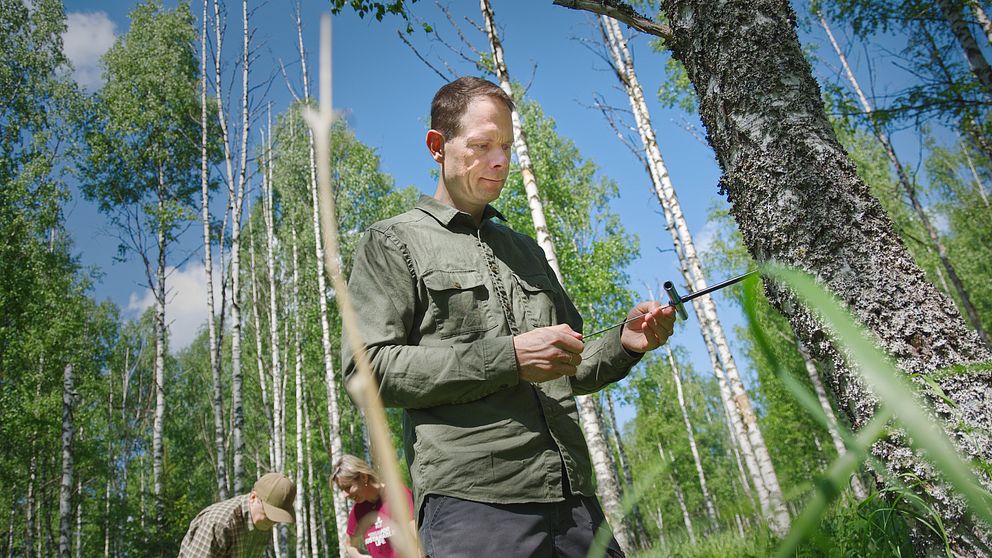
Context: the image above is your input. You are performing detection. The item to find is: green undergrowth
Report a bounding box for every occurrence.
[632,496,914,558]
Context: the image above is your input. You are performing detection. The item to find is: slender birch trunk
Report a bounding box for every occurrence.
[796,339,868,499]
[152,180,167,551]
[228,0,251,493]
[665,348,718,525]
[939,0,992,100]
[73,479,81,558]
[961,141,991,208]
[248,216,276,467]
[201,0,228,500]
[58,364,74,558]
[304,387,321,558]
[967,0,992,46]
[818,11,991,348]
[659,445,695,544]
[27,453,35,557]
[295,11,349,554]
[599,16,788,534]
[292,229,307,558]
[479,1,633,550]
[104,365,112,558]
[603,390,647,544]
[263,122,284,474]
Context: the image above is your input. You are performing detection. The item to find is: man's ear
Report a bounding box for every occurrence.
[426,129,444,163]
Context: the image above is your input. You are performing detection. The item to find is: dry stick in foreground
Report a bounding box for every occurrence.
[303,15,421,558]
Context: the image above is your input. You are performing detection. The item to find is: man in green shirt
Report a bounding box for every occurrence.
[178,472,296,558]
[343,77,675,557]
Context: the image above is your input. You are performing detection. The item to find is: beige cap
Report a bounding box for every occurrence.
[253,473,296,524]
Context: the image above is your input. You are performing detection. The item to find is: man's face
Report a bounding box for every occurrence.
[248,491,274,531]
[440,96,513,210]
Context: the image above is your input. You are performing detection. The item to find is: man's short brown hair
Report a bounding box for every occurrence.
[430,77,515,141]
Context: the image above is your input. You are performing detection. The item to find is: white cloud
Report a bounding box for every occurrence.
[62,12,117,90]
[127,262,224,353]
[693,219,720,256]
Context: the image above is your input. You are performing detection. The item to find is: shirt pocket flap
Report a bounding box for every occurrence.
[516,273,555,294]
[422,269,485,292]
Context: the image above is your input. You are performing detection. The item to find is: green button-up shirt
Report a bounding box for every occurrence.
[343,196,641,517]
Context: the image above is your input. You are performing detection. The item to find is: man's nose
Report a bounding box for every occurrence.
[492,148,508,168]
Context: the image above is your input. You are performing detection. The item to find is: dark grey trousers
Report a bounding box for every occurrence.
[418,494,626,558]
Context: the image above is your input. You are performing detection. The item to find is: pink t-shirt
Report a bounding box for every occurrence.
[346,486,415,558]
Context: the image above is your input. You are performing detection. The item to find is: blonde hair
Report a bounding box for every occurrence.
[331,454,381,486]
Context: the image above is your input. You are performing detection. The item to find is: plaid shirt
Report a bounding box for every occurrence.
[178,495,272,558]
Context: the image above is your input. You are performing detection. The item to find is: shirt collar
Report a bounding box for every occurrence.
[241,495,257,532]
[415,195,505,228]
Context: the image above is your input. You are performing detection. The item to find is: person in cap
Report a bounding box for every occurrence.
[332,454,416,558]
[342,76,676,557]
[178,472,296,558]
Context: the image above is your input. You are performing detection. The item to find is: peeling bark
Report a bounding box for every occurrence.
[939,0,992,100]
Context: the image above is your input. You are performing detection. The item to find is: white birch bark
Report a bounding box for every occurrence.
[961,141,991,208]
[796,339,868,500]
[939,0,992,99]
[967,0,992,46]
[294,11,349,554]
[153,178,167,544]
[248,216,276,467]
[58,364,74,558]
[817,11,991,348]
[600,16,789,534]
[292,230,307,558]
[26,440,35,558]
[479,1,632,550]
[73,479,81,558]
[263,124,284,474]
[665,348,718,525]
[201,0,228,500]
[659,445,695,544]
[228,0,251,494]
[603,390,647,544]
[304,388,321,558]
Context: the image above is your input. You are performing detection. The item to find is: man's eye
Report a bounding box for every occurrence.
[474,143,488,150]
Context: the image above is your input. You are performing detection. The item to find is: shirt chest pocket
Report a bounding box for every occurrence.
[513,273,559,329]
[422,269,494,339]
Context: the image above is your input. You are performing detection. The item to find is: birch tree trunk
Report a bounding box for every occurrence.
[228,0,251,494]
[263,125,284,475]
[292,230,306,558]
[599,15,788,535]
[201,0,228,500]
[26,441,35,558]
[939,0,992,100]
[304,387,321,558]
[295,11,350,554]
[152,182,167,552]
[665,348,718,525]
[248,216,276,467]
[73,479,81,558]
[967,0,992,46]
[817,10,991,348]
[561,1,992,553]
[603,390,647,544]
[659,445,695,544]
[58,364,74,558]
[796,339,868,500]
[479,1,633,551]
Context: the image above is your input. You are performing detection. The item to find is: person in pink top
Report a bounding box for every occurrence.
[332,454,415,558]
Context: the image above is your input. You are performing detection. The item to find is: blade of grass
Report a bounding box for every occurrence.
[765,264,992,527]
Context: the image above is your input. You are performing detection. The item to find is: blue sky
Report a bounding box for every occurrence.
[57,1,933,424]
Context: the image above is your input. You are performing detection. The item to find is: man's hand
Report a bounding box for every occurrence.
[513,324,584,383]
[620,301,676,354]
